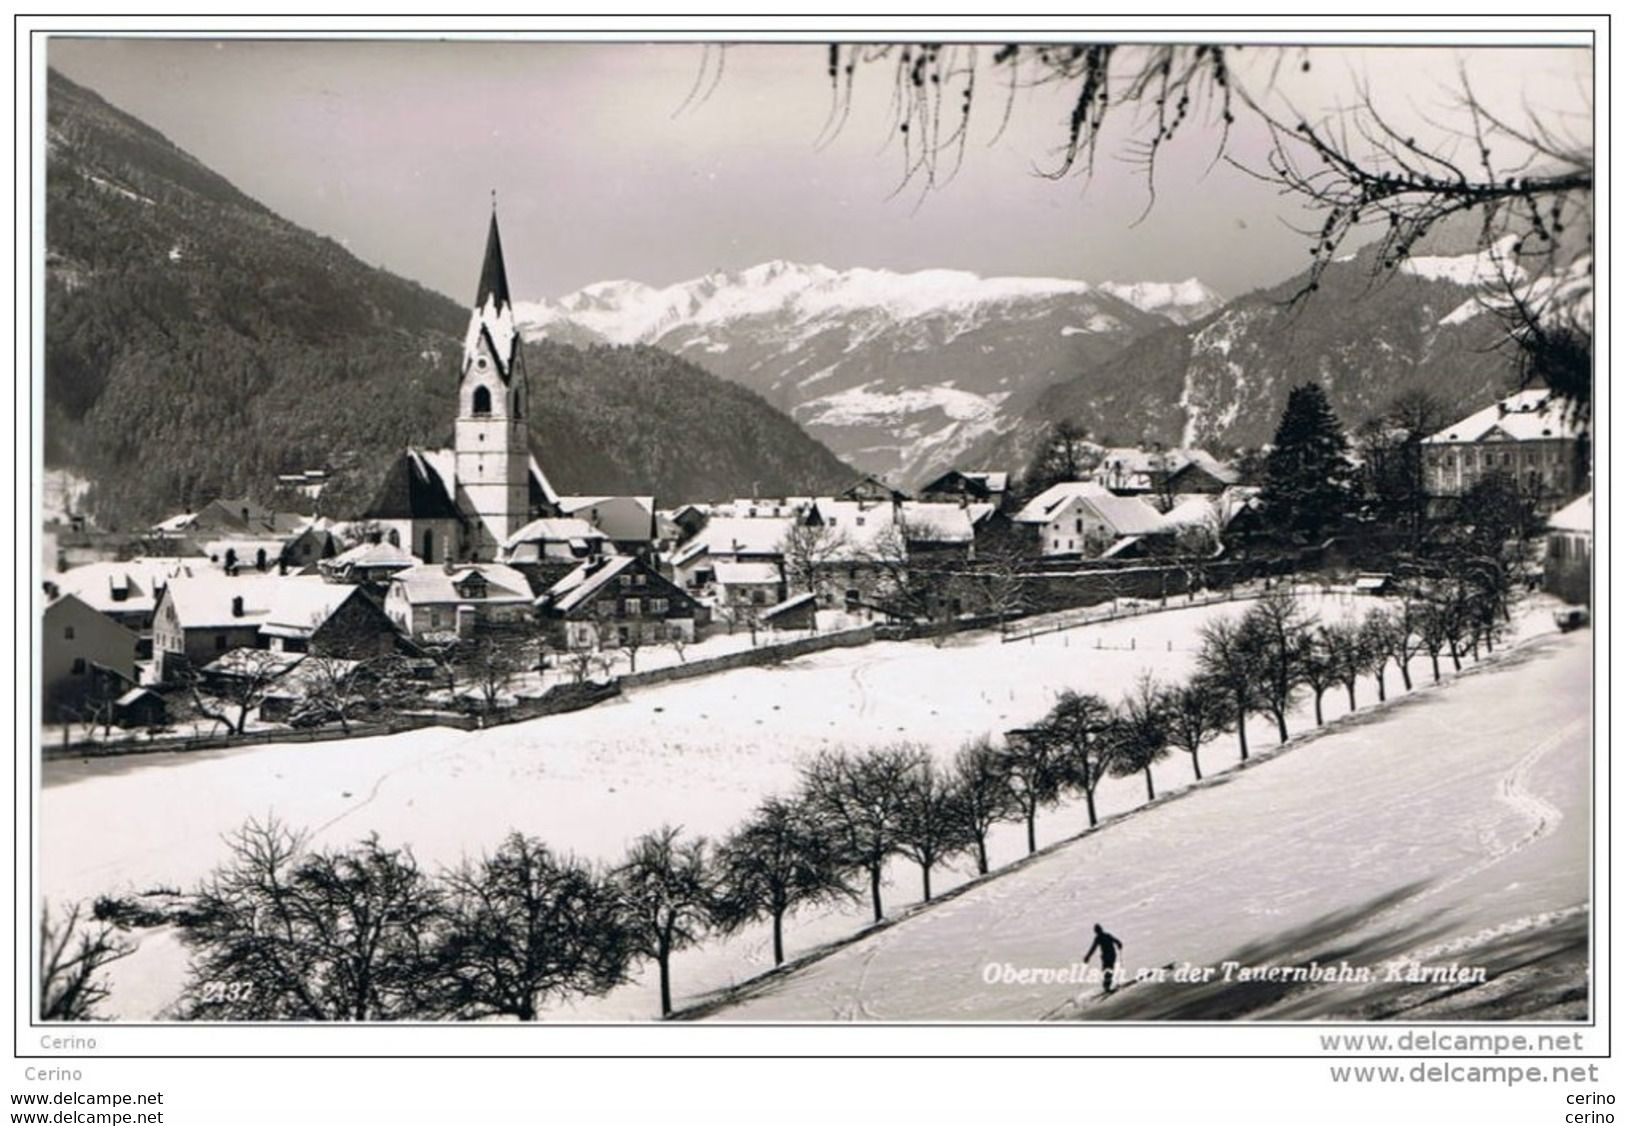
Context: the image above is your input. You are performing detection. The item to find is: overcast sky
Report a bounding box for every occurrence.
[47,38,1590,303]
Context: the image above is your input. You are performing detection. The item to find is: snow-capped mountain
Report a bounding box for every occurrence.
[515,262,1223,487]
[967,236,1586,477]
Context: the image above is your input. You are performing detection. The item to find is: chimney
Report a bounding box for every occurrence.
[231,595,245,619]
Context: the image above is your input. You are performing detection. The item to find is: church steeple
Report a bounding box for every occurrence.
[454,203,532,559]
[462,208,520,383]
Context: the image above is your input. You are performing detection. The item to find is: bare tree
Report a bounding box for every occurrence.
[1030,690,1120,829]
[39,900,134,1021]
[1323,620,1373,713]
[614,826,713,1018]
[712,796,852,966]
[949,737,1019,874]
[1196,615,1262,761]
[1240,589,1313,743]
[895,757,971,902]
[1298,627,1340,726]
[1109,674,1171,802]
[778,522,850,604]
[1358,610,1399,703]
[801,746,923,923]
[439,833,630,1021]
[180,818,442,1020]
[1161,676,1230,781]
[996,726,1073,856]
[179,648,290,735]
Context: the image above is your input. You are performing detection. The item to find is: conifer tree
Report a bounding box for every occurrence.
[1260,382,1357,537]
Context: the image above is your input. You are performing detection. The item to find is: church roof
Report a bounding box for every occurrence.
[362,449,464,522]
[464,212,520,382]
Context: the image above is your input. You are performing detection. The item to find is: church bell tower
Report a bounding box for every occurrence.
[454,207,532,559]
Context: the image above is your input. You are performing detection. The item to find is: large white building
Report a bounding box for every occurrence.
[1421,388,1587,507]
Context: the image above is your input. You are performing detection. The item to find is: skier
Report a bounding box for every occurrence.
[1084,923,1124,994]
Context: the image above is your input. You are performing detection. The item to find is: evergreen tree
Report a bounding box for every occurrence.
[1260,382,1357,537]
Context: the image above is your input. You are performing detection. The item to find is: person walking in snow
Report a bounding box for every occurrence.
[1084,923,1124,994]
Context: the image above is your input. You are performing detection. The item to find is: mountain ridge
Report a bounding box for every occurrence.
[43,69,857,529]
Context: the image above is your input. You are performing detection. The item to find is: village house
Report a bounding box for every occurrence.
[1421,388,1587,510]
[500,516,611,564]
[1090,447,1237,497]
[537,553,703,651]
[1012,481,1168,558]
[45,557,202,658]
[918,469,1011,509]
[712,560,787,613]
[41,593,138,720]
[319,538,421,587]
[669,514,798,593]
[554,495,657,552]
[152,574,400,680]
[1544,491,1591,605]
[383,562,534,640]
[760,591,819,632]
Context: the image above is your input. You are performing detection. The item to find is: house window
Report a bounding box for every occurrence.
[634,574,647,587]
[63,626,74,640]
[71,658,86,675]
[626,598,642,617]
[618,575,633,588]
[650,597,668,614]
[473,386,492,416]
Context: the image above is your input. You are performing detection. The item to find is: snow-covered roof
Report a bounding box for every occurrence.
[389,563,533,607]
[713,561,782,586]
[1013,481,1114,523]
[1013,482,1165,536]
[51,558,202,615]
[1093,447,1236,489]
[557,494,657,515]
[162,574,370,634]
[202,647,304,680]
[761,591,817,621]
[543,555,639,614]
[503,517,608,550]
[1423,389,1584,445]
[1548,492,1591,535]
[150,512,196,533]
[678,515,797,559]
[1160,495,1221,529]
[258,580,372,639]
[327,540,419,569]
[898,501,976,544]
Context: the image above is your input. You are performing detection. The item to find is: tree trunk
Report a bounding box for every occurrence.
[1449,645,1461,671]
[920,863,933,902]
[1399,660,1412,690]
[658,951,672,1018]
[1235,699,1250,761]
[1143,766,1156,802]
[1190,749,1203,780]
[1430,653,1441,682]
[1084,786,1099,828]
[869,865,883,922]
[1313,690,1324,726]
[1375,670,1386,702]
[1025,809,1037,855]
[1274,709,1289,743]
[771,908,785,966]
[1345,682,1357,711]
[975,837,989,875]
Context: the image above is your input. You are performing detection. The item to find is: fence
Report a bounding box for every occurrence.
[619,625,876,689]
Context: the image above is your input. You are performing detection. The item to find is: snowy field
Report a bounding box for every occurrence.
[705,630,1590,1022]
[36,591,1575,1020]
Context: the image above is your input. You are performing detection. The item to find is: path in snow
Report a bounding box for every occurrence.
[697,632,1590,1022]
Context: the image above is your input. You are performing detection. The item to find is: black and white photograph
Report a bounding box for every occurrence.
[24,20,1600,1065]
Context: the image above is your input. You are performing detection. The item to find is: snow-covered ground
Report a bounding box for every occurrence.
[37,592,1573,1020]
[703,630,1590,1021]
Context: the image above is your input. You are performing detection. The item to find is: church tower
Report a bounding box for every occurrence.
[454,209,533,559]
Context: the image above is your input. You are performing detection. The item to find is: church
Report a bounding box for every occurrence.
[362,211,565,564]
